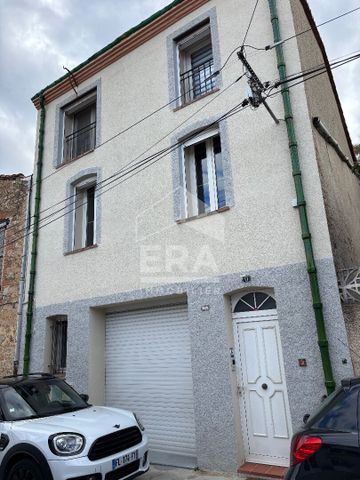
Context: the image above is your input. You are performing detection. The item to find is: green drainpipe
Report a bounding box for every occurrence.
[23,95,46,375]
[267,0,335,394]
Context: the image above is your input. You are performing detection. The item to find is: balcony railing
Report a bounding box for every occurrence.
[180,58,215,104]
[64,121,96,161]
[338,267,360,303]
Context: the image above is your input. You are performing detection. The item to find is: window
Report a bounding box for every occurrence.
[183,129,225,217]
[63,91,96,162]
[50,316,67,375]
[73,178,96,250]
[0,220,8,289]
[178,22,215,104]
[234,292,277,313]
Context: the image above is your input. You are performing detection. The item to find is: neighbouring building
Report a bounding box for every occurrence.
[19,0,360,475]
[0,174,30,377]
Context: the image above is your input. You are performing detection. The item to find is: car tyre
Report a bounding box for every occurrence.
[7,458,45,480]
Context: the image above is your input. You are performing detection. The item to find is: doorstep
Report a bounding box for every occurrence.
[238,463,287,479]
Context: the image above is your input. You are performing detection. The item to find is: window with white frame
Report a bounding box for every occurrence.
[178,22,215,105]
[183,128,225,218]
[73,177,96,251]
[62,90,96,162]
[0,220,8,289]
[49,316,67,375]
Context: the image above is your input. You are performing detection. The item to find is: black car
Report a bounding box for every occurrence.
[285,377,360,480]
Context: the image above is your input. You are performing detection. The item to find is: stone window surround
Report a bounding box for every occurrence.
[64,167,102,254]
[167,7,222,109]
[53,79,102,169]
[171,115,234,221]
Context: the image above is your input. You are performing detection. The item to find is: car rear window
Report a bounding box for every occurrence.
[308,389,359,433]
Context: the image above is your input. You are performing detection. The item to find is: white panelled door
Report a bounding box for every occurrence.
[234,317,292,466]
[105,304,197,468]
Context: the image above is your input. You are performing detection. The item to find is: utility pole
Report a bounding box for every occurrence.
[237,48,279,124]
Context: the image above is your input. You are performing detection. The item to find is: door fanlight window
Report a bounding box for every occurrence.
[234,292,276,313]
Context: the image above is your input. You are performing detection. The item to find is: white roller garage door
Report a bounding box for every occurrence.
[105,304,197,468]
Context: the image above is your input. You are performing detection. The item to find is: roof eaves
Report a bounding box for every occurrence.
[31,0,185,102]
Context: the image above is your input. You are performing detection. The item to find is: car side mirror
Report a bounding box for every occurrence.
[80,394,89,403]
[303,413,310,424]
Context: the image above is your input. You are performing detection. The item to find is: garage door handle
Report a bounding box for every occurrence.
[261,383,268,390]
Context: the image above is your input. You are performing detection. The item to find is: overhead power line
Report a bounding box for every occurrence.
[5,51,360,251]
[265,5,360,50]
[241,0,260,47]
[2,100,250,250]
[6,75,244,240]
[4,7,359,243]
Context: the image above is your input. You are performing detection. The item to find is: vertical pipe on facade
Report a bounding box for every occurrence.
[23,95,46,375]
[14,174,33,374]
[267,0,335,394]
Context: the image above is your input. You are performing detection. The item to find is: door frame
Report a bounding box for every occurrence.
[232,309,292,466]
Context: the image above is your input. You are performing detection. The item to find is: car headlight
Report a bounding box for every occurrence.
[133,412,145,431]
[49,433,85,456]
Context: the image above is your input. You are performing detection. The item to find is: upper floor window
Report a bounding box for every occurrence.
[0,219,9,289]
[62,90,96,162]
[73,176,96,251]
[178,22,215,105]
[183,128,225,218]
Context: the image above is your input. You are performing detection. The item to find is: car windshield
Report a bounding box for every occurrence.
[0,378,89,421]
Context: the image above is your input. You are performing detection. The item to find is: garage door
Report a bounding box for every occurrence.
[105,304,197,468]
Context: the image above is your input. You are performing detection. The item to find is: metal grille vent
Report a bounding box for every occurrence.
[338,267,360,303]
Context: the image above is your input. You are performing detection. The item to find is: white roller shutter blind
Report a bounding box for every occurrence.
[105,304,197,468]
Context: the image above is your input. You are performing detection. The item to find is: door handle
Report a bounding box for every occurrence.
[261,383,268,390]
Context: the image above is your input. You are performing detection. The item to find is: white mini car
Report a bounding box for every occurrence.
[0,373,149,480]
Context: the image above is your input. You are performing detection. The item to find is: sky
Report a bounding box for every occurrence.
[0,0,359,175]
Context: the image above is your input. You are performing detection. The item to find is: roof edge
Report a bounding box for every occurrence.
[31,0,186,103]
[299,0,356,164]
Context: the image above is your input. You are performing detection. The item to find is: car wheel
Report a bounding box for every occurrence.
[7,458,45,480]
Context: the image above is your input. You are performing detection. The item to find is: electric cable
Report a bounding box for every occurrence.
[264,6,360,51]
[4,50,358,251]
[2,99,250,250]
[6,74,244,239]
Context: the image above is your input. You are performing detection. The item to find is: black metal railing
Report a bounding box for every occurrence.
[64,121,96,161]
[180,58,215,104]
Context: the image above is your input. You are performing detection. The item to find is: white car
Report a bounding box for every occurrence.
[0,373,149,480]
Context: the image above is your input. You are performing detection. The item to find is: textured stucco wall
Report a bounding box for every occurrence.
[29,0,334,308]
[342,303,360,375]
[22,258,352,472]
[290,0,360,269]
[0,175,29,377]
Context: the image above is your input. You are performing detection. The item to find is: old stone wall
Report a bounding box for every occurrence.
[0,174,29,377]
[342,303,360,376]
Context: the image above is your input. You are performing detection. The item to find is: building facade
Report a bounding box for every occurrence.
[20,0,359,474]
[0,174,30,377]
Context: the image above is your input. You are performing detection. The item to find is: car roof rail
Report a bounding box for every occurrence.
[341,377,360,388]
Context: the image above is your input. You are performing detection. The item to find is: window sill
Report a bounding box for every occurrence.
[64,244,98,256]
[176,205,230,224]
[56,148,95,169]
[173,87,220,112]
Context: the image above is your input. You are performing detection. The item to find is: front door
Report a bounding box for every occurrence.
[234,316,292,466]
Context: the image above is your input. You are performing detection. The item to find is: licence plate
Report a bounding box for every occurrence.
[112,450,138,470]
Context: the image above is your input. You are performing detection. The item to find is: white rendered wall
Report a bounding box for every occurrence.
[32,0,334,307]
